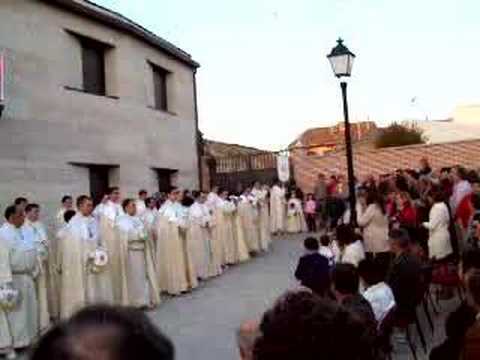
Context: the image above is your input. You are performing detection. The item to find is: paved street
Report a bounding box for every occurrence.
[147,235,456,360]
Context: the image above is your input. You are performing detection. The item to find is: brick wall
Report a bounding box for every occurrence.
[292,139,480,193]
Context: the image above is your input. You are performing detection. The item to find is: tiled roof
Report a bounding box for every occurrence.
[204,140,270,158]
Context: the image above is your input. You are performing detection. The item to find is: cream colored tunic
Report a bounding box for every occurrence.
[188,203,212,279]
[252,188,271,251]
[214,199,237,264]
[0,223,39,349]
[270,185,286,233]
[177,204,198,290]
[286,198,308,233]
[238,196,261,253]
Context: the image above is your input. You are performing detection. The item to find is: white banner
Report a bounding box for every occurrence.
[276,153,290,183]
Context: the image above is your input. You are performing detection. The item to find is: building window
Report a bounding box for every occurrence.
[80,38,107,96]
[154,168,177,193]
[152,65,169,111]
[88,165,111,205]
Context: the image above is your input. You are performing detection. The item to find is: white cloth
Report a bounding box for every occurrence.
[362,282,396,324]
[423,202,453,260]
[319,245,335,266]
[450,180,472,214]
[93,201,124,222]
[339,240,365,267]
[188,202,212,279]
[135,199,147,217]
[206,192,222,211]
[270,185,286,233]
[357,204,389,253]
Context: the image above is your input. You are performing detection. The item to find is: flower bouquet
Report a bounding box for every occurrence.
[88,247,109,274]
[0,285,20,311]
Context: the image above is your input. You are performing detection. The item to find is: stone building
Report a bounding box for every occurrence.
[0,0,201,219]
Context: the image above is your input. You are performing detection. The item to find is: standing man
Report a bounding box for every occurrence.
[56,196,74,228]
[314,173,327,229]
[270,180,286,235]
[116,199,160,308]
[0,205,39,358]
[135,190,148,218]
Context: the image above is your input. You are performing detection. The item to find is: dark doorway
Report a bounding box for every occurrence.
[154,168,177,193]
[89,165,111,205]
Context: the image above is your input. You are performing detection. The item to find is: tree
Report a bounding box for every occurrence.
[375,121,427,149]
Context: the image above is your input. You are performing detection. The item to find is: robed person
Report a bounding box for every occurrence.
[115,199,160,308]
[239,189,261,253]
[212,191,237,265]
[270,181,286,234]
[252,183,271,251]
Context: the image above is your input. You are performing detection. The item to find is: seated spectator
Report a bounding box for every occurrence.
[294,237,330,295]
[358,259,395,324]
[319,234,335,266]
[336,224,366,267]
[461,269,480,359]
[237,320,260,360]
[386,229,422,318]
[430,247,480,360]
[253,290,379,360]
[31,305,174,360]
[331,263,377,333]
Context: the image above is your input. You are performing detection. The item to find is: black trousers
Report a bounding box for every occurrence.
[306,214,316,232]
[365,252,392,278]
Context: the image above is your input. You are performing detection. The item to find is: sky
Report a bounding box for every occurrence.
[95,0,480,150]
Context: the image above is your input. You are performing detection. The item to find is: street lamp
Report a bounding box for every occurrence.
[327,38,357,225]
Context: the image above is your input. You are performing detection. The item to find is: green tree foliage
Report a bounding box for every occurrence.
[375,121,427,148]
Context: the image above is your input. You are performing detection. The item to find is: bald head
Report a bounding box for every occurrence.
[237,320,260,360]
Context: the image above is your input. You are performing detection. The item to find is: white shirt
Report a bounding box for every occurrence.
[189,202,212,227]
[319,245,335,266]
[340,240,366,267]
[362,282,396,324]
[93,201,123,222]
[67,214,100,245]
[135,199,147,217]
[116,214,147,241]
[450,180,472,213]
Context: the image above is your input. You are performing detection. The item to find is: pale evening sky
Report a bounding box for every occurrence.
[95,0,480,151]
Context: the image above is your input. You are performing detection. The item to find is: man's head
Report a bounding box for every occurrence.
[64,210,76,224]
[320,234,330,247]
[304,237,319,252]
[145,197,156,210]
[122,199,136,217]
[237,320,260,360]
[138,190,148,200]
[331,263,359,301]
[358,259,384,288]
[167,187,180,202]
[14,197,28,212]
[62,196,74,210]
[107,187,121,203]
[76,196,94,217]
[453,166,469,184]
[389,228,410,256]
[219,189,229,200]
[25,203,40,222]
[253,291,376,360]
[31,305,174,360]
[5,205,25,228]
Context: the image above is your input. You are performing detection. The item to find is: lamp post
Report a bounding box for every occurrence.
[327,38,357,225]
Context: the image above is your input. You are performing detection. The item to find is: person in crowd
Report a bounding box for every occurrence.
[188,191,213,280]
[115,199,160,309]
[331,263,377,333]
[57,195,111,319]
[256,184,271,252]
[386,229,422,317]
[231,193,251,264]
[357,191,390,273]
[93,187,123,303]
[286,190,307,234]
[461,269,480,359]
[155,187,189,295]
[206,186,221,211]
[294,237,330,296]
[253,290,379,360]
[177,191,198,291]
[465,193,480,247]
[135,190,148,217]
[395,192,417,229]
[335,224,365,267]
[237,320,260,360]
[357,258,395,324]
[314,173,327,228]
[419,157,433,177]
[0,205,39,359]
[13,197,28,213]
[141,197,158,244]
[451,166,474,232]
[270,180,286,235]
[56,195,74,228]
[304,193,317,233]
[319,234,335,266]
[422,188,453,261]
[430,247,480,360]
[239,187,261,254]
[30,305,174,360]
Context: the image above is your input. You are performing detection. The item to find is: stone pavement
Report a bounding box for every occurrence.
[147,234,459,360]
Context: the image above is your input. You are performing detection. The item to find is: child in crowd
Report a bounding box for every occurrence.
[286,192,307,234]
[319,234,335,266]
[304,194,317,233]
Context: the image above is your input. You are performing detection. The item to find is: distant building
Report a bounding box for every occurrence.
[0,0,200,217]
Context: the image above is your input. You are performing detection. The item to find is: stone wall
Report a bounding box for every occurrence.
[292,139,480,193]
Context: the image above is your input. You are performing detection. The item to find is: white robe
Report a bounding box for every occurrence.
[286,198,308,234]
[270,185,286,233]
[423,202,453,260]
[135,199,147,217]
[0,223,39,348]
[252,188,271,251]
[188,203,212,279]
[238,196,261,253]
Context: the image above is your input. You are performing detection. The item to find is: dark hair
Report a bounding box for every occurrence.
[472,193,480,211]
[331,263,359,295]
[357,259,384,286]
[4,205,18,221]
[14,197,28,205]
[253,291,376,360]
[336,224,355,247]
[192,191,201,200]
[25,203,40,213]
[30,305,174,360]
[461,248,480,275]
[456,166,469,181]
[76,195,92,209]
[304,237,319,251]
[61,195,73,204]
[320,234,330,247]
[122,198,134,211]
[429,186,446,203]
[168,186,178,195]
[64,210,76,224]
[138,189,147,196]
[182,196,194,207]
[366,191,385,215]
[389,228,410,249]
[107,187,120,195]
[145,197,155,208]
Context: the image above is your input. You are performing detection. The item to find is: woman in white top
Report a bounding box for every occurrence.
[423,189,453,261]
[335,224,365,267]
[357,192,389,256]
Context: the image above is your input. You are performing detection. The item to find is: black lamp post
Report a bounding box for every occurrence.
[327,38,357,225]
